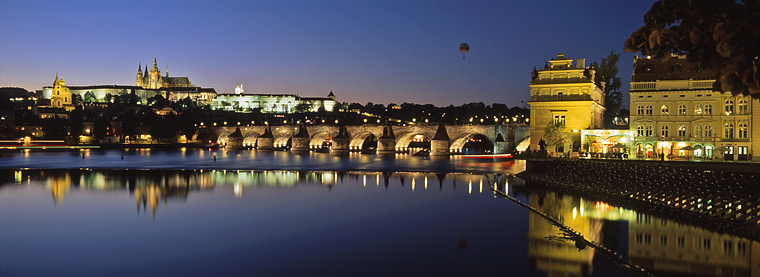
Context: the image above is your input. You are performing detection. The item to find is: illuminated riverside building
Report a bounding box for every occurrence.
[629,55,758,161]
[211,84,337,113]
[528,54,606,153]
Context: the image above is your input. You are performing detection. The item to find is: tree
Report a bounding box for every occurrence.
[543,121,568,153]
[624,0,760,96]
[592,50,623,128]
[83,91,97,103]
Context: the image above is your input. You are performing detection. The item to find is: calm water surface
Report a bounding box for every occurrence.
[1,151,757,276]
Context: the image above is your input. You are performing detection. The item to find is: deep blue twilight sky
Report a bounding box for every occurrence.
[0,0,654,107]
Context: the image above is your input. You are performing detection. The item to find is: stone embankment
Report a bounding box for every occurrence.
[517,159,760,241]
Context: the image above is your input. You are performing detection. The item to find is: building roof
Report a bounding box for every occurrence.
[632,55,717,82]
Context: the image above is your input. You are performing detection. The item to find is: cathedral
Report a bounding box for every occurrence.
[136,57,194,89]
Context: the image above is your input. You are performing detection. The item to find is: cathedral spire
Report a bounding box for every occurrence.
[138,63,142,72]
[152,56,158,71]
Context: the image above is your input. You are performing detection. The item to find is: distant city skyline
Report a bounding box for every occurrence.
[0,0,654,107]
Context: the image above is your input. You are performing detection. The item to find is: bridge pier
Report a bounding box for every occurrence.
[291,125,310,152]
[331,126,349,153]
[430,124,450,156]
[377,125,396,154]
[226,127,244,149]
[257,127,274,150]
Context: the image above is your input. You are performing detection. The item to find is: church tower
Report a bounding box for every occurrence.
[51,73,73,110]
[148,57,162,89]
[136,63,143,87]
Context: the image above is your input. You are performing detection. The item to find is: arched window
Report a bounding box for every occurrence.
[646,125,654,136]
[724,122,734,139]
[738,99,748,114]
[645,105,653,115]
[738,122,748,139]
[678,125,687,137]
[695,125,702,138]
[661,105,669,115]
[724,99,734,115]
[694,104,703,115]
[637,125,645,136]
[704,125,713,137]
[637,105,644,115]
[704,104,712,115]
[678,104,687,115]
[661,125,669,137]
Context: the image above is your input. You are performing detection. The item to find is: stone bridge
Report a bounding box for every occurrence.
[207,124,529,155]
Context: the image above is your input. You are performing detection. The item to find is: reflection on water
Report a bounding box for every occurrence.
[2,169,758,276]
[521,189,760,277]
[0,149,525,173]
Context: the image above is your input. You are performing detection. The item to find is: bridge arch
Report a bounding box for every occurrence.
[243,132,259,148]
[395,132,431,152]
[515,136,530,152]
[349,131,377,152]
[274,135,292,149]
[217,131,231,146]
[449,133,493,154]
[309,131,335,150]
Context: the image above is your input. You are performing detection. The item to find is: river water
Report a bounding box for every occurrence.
[0,150,757,276]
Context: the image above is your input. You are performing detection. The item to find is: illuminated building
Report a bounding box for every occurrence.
[629,55,757,161]
[528,54,606,153]
[212,86,337,113]
[41,57,216,106]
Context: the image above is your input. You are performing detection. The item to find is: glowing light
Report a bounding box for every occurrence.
[424,176,428,190]
[572,207,577,219]
[363,175,366,187]
[376,175,379,187]
[479,179,482,193]
[468,180,472,194]
[412,178,415,191]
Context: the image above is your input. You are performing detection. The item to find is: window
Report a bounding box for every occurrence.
[738,146,748,155]
[678,125,687,137]
[704,104,712,115]
[646,105,653,115]
[704,125,713,137]
[637,125,645,136]
[738,123,748,139]
[661,105,669,115]
[677,236,685,248]
[694,104,702,115]
[724,99,734,115]
[661,125,669,137]
[660,235,668,247]
[637,105,644,115]
[695,125,702,137]
[678,104,687,115]
[724,240,734,257]
[554,115,566,126]
[724,122,734,139]
[738,99,748,114]
[646,125,654,136]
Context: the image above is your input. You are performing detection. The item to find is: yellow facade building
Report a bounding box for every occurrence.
[629,55,757,161]
[528,54,605,153]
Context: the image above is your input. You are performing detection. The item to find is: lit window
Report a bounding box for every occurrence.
[724,122,734,139]
[637,125,645,136]
[704,104,712,115]
[738,123,748,139]
[661,105,669,115]
[737,99,748,114]
[694,104,702,115]
[724,99,734,115]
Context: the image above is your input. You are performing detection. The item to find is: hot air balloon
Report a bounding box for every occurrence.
[459,43,469,59]
[459,43,470,53]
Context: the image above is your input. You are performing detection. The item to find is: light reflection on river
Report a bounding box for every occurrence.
[1,169,757,276]
[0,149,524,173]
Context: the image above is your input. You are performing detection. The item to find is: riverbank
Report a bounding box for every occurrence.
[516,159,760,241]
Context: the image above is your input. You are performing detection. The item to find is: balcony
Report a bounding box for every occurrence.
[531,77,592,85]
[530,94,593,102]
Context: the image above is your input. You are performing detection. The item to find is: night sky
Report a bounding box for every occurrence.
[0,0,654,107]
